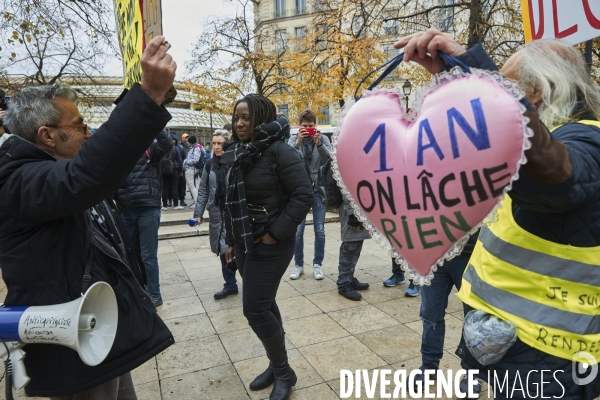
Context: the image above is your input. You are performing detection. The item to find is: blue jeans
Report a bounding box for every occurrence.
[420,252,470,367]
[220,254,238,291]
[121,207,162,301]
[294,191,326,266]
[391,259,405,279]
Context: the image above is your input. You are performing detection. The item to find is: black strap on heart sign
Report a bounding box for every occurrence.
[353,51,472,101]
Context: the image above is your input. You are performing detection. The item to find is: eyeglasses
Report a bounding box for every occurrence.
[46,123,89,135]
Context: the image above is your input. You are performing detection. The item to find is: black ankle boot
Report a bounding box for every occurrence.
[251,325,285,390]
[260,330,297,400]
[271,363,297,400]
[249,363,274,391]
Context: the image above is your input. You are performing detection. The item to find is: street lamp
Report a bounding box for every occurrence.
[402,79,412,111]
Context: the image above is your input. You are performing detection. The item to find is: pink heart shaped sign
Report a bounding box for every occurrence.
[335,71,529,278]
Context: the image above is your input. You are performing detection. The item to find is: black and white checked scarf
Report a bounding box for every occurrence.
[221,116,290,252]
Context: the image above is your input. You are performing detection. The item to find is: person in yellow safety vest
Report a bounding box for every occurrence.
[395,30,600,399]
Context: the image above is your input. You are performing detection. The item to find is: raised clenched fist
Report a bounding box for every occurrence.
[141,36,177,105]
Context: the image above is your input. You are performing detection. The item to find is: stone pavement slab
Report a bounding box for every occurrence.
[4,222,494,400]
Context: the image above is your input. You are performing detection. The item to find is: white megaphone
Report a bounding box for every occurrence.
[0,282,118,390]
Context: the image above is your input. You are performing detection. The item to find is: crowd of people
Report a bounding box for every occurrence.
[0,27,600,400]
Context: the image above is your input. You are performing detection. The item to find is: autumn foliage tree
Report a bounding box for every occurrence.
[269,0,406,119]
[182,79,238,118]
[301,0,394,109]
[191,0,413,120]
[189,0,288,98]
[388,0,525,65]
[270,0,527,118]
[0,0,117,90]
[194,0,599,124]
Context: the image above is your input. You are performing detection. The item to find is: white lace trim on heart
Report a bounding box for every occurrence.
[332,67,534,285]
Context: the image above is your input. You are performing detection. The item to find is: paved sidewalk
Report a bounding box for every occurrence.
[5,222,477,400]
[143,223,471,400]
[158,209,340,240]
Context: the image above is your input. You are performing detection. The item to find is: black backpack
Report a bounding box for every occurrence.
[193,145,206,170]
[317,157,343,208]
[160,152,174,175]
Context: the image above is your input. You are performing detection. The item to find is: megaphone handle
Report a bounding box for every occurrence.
[0,343,29,393]
[10,347,29,390]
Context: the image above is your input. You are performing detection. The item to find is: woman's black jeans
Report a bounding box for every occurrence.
[235,235,295,340]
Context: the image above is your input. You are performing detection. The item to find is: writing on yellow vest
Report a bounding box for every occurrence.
[456,120,600,363]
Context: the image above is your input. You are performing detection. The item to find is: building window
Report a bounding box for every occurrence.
[313,0,326,12]
[275,29,288,52]
[384,14,399,35]
[273,83,287,94]
[316,61,327,73]
[315,23,328,50]
[295,0,306,15]
[275,0,286,18]
[483,0,491,18]
[438,0,455,32]
[278,103,289,115]
[294,26,307,50]
[318,105,330,125]
[383,48,400,80]
[352,15,365,37]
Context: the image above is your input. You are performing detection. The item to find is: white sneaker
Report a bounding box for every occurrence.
[313,264,324,280]
[289,266,304,280]
[174,206,184,210]
[161,207,168,211]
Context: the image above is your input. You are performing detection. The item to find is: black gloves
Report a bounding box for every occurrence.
[347,214,364,230]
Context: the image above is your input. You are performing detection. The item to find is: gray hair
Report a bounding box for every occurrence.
[212,129,229,141]
[3,83,78,143]
[515,39,600,129]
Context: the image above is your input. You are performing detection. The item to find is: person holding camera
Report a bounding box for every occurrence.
[287,109,331,281]
[0,36,176,398]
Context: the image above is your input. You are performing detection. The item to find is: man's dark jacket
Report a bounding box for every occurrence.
[173,135,186,166]
[0,84,174,396]
[114,129,172,210]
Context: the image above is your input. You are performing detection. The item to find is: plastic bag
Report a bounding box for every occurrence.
[463,309,518,366]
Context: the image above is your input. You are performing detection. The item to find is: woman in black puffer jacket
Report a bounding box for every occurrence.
[222,94,312,400]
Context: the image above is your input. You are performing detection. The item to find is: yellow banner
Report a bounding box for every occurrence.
[114,0,144,89]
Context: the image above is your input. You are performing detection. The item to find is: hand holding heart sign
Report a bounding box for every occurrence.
[333,31,531,281]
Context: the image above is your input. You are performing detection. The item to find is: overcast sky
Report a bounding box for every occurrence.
[104,0,237,79]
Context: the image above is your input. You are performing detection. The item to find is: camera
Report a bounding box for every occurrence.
[305,127,317,136]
